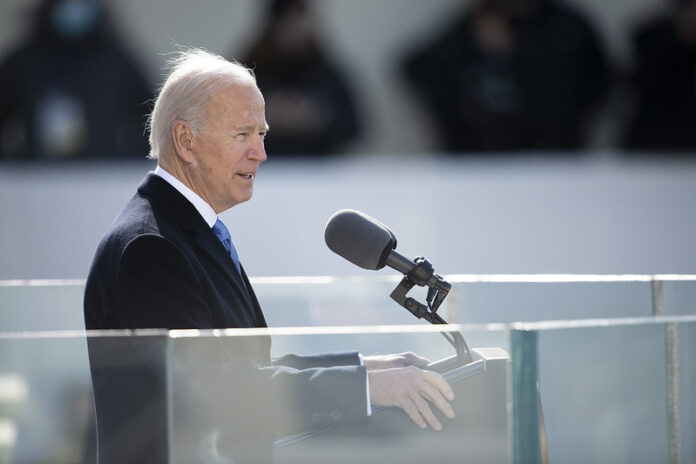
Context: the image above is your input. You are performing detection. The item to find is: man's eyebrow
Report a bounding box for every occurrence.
[231,124,269,132]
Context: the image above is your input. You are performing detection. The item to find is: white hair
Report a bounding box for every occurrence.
[147,48,257,159]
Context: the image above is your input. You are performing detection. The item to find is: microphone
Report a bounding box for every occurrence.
[324,209,473,366]
[324,209,449,292]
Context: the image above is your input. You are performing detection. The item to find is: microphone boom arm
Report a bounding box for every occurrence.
[389,257,473,365]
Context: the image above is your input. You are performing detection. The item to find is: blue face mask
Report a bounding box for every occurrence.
[51,0,101,40]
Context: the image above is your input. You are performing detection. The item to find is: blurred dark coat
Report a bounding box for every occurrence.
[242,43,360,156]
[0,4,151,159]
[624,15,696,151]
[403,1,609,152]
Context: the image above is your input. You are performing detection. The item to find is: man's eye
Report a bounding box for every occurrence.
[259,132,267,139]
[236,133,248,141]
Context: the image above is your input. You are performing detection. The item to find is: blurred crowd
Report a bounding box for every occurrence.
[0,0,695,160]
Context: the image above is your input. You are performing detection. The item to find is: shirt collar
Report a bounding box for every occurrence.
[154,165,218,228]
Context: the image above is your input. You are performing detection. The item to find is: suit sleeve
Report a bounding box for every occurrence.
[174,338,369,444]
[273,352,361,369]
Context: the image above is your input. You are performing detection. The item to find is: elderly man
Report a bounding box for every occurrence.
[84,48,454,463]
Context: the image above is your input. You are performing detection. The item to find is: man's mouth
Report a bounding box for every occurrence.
[237,173,255,180]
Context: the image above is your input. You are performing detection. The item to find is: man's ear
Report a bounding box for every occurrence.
[172,120,195,164]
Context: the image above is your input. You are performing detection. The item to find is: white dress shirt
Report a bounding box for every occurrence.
[154,165,218,228]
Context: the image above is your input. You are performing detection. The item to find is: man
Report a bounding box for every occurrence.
[84,48,454,463]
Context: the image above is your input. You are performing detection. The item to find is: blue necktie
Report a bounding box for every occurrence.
[212,218,241,274]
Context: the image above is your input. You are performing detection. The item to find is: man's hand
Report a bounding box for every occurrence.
[368,367,455,431]
[363,352,431,371]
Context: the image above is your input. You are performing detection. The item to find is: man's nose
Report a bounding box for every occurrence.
[249,135,267,162]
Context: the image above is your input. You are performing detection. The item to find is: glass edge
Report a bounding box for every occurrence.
[2,274,696,288]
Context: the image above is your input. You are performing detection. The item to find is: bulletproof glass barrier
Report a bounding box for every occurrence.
[0,275,695,463]
[0,319,693,463]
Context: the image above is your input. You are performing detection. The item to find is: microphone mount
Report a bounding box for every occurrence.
[389,256,473,365]
[390,257,446,320]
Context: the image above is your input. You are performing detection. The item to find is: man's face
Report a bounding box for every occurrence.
[190,83,268,213]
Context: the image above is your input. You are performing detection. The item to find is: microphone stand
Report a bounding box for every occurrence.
[389,257,473,366]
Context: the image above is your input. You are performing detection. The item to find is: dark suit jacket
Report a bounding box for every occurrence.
[84,173,367,463]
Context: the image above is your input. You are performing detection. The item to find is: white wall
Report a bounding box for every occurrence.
[1,154,695,280]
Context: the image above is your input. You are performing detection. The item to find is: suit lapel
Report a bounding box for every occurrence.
[137,173,257,320]
[241,266,267,328]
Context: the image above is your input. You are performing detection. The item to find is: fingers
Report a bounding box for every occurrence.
[397,368,455,430]
[398,377,452,431]
[364,352,433,370]
[419,377,455,420]
[400,394,429,429]
[424,370,455,402]
[401,352,432,368]
[410,391,443,430]
[368,367,455,431]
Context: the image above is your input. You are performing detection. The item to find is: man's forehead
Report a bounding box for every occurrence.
[208,83,264,114]
[204,91,265,133]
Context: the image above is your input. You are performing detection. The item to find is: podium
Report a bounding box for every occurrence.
[274,348,510,464]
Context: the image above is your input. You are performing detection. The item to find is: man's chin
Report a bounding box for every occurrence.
[232,190,253,206]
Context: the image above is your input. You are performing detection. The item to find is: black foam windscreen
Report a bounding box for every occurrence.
[324,210,397,270]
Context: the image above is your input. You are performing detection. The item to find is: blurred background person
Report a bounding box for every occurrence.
[0,0,152,160]
[401,0,610,153]
[238,0,361,157]
[623,0,696,153]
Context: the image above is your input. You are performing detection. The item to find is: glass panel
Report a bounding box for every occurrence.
[2,276,695,331]
[168,326,510,464]
[0,327,512,464]
[677,322,696,462]
[451,277,654,323]
[661,278,696,316]
[3,320,694,463]
[511,317,696,464]
[252,276,426,327]
[0,331,172,464]
[86,331,170,463]
[2,277,695,463]
[0,332,94,463]
[0,281,85,331]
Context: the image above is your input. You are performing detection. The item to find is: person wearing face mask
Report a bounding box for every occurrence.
[402,0,610,153]
[624,0,696,152]
[238,0,362,157]
[0,0,152,159]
